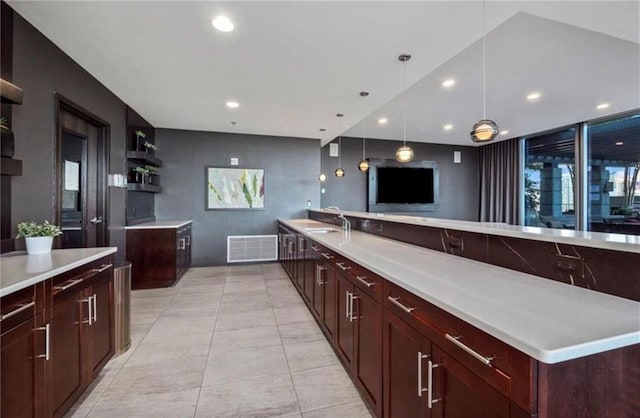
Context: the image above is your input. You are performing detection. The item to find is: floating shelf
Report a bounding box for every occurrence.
[127,183,162,193]
[0,157,22,176]
[126,151,162,167]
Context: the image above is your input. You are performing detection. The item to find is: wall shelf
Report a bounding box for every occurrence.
[0,157,22,176]
[126,151,162,167]
[127,183,162,193]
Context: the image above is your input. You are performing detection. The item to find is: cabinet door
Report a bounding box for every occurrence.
[87,275,114,377]
[50,291,86,417]
[322,261,336,340]
[335,272,354,370]
[185,226,192,269]
[354,290,382,417]
[432,349,510,418]
[1,318,38,418]
[305,244,321,304]
[383,310,429,418]
[295,235,305,290]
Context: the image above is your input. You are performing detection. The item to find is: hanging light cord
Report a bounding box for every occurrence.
[337,115,342,167]
[402,59,407,146]
[482,0,487,120]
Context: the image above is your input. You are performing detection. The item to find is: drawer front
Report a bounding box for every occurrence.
[383,280,520,399]
[334,255,383,303]
[0,286,38,333]
[52,256,114,301]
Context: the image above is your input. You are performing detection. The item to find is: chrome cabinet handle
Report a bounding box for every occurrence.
[427,360,441,408]
[316,265,325,286]
[89,216,103,224]
[54,278,83,291]
[92,293,97,323]
[34,324,50,360]
[388,296,416,313]
[445,334,493,366]
[92,263,113,273]
[336,262,351,271]
[311,245,320,252]
[417,352,429,397]
[321,252,333,260]
[356,276,374,288]
[345,291,350,319]
[349,292,358,322]
[0,301,35,321]
[81,296,93,325]
[178,238,186,250]
[186,235,191,246]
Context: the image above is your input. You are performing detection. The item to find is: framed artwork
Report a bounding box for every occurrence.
[206,166,265,210]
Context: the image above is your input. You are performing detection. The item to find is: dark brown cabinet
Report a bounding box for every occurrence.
[127,223,192,289]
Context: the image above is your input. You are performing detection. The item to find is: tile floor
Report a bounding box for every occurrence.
[64,263,374,418]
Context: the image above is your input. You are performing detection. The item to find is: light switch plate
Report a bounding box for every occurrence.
[454,151,461,164]
[230,157,239,166]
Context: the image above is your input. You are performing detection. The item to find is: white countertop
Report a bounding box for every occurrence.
[0,247,117,297]
[125,220,193,229]
[309,209,640,254]
[281,218,640,364]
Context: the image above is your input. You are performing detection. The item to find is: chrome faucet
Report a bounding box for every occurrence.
[325,206,351,232]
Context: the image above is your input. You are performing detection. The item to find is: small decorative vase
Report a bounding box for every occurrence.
[25,236,53,255]
[1,128,15,158]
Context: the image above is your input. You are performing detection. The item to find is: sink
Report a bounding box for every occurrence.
[305,227,339,234]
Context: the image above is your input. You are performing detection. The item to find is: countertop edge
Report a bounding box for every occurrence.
[125,220,193,229]
[1,247,117,298]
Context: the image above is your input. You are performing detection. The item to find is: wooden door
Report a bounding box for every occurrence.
[433,349,510,418]
[50,291,86,417]
[383,310,429,418]
[335,272,354,370]
[354,290,382,417]
[1,318,37,418]
[322,261,336,340]
[87,275,114,377]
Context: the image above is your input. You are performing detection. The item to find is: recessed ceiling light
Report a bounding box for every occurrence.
[212,15,234,32]
[597,103,610,110]
[500,130,509,136]
[226,101,239,108]
[616,141,624,146]
[443,124,453,130]
[378,117,388,125]
[319,128,326,132]
[527,92,541,101]
[442,79,456,88]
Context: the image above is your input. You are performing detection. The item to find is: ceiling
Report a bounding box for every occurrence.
[7,1,640,147]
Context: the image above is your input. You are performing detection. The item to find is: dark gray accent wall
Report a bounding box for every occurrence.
[321,137,480,221]
[10,10,127,260]
[155,129,321,266]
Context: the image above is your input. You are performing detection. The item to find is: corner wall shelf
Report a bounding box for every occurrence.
[126,151,162,167]
[128,183,162,193]
[0,157,23,176]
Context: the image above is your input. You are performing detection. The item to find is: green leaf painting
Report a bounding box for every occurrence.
[207,167,265,209]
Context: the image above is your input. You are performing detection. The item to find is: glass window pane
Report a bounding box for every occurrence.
[524,128,576,229]
[585,113,640,235]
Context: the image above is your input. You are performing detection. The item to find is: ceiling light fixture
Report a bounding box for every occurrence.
[378,117,388,125]
[226,101,239,108]
[526,92,541,101]
[212,15,234,32]
[443,124,453,131]
[442,79,456,88]
[615,141,624,146]
[358,92,370,172]
[335,113,345,177]
[470,0,499,143]
[500,130,509,136]
[395,54,414,163]
[597,103,610,110]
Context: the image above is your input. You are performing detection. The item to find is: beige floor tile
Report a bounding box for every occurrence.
[291,365,361,412]
[211,325,282,350]
[215,309,277,330]
[274,306,316,325]
[124,333,212,368]
[219,294,272,314]
[283,339,339,372]
[63,407,91,418]
[203,345,289,385]
[302,401,374,418]
[88,388,199,417]
[278,322,325,345]
[68,367,120,410]
[270,294,307,309]
[196,373,299,418]
[224,279,267,293]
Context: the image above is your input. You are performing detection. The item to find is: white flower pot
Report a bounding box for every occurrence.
[25,236,54,255]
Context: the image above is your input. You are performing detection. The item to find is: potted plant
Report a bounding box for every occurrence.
[0,116,15,158]
[134,130,146,151]
[142,140,157,154]
[129,166,150,184]
[16,220,62,255]
[145,165,159,185]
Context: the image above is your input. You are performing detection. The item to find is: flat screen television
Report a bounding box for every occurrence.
[367,159,439,212]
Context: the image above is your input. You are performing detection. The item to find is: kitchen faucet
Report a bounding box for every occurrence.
[325,206,351,232]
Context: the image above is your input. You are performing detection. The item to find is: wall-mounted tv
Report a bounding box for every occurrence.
[367,159,439,213]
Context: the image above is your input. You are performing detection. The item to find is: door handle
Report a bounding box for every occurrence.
[89,216,103,224]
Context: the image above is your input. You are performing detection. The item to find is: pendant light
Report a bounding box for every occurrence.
[318,128,327,182]
[470,0,499,143]
[335,113,345,177]
[358,91,370,172]
[396,54,414,163]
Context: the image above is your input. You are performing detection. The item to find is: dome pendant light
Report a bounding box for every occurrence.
[396,54,414,163]
[358,91,370,172]
[470,0,499,143]
[335,113,345,178]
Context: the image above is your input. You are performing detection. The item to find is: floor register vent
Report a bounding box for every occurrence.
[227,235,278,263]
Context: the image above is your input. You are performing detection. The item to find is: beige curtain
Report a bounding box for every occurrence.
[479,138,520,223]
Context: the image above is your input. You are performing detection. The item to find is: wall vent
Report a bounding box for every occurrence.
[227,235,278,263]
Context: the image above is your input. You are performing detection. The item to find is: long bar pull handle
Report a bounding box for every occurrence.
[388,296,416,314]
[336,262,351,271]
[445,334,493,366]
[81,297,93,325]
[355,276,374,288]
[34,324,50,360]
[349,293,358,322]
[427,360,441,408]
[321,252,334,260]
[417,352,429,397]
[178,238,186,250]
[345,291,351,319]
[317,266,325,286]
[92,263,113,273]
[185,235,191,246]
[92,293,97,323]
[54,278,83,291]
[0,301,36,321]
